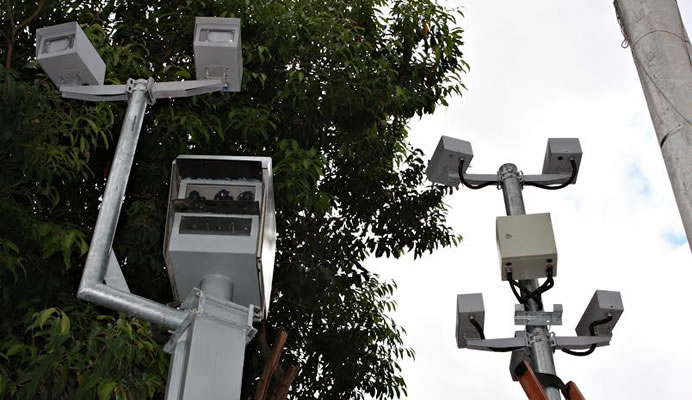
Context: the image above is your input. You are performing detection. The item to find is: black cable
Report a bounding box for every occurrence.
[524,159,578,190]
[506,267,554,311]
[469,316,485,340]
[507,274,527,305]
[508,276,543,310]
[561,314,614,356]
[469,315,522,352]
[533,269,554,298]
[458,159,498,190]
[535,373,570,398]
[489,346,524,353]
[561,345,596,356]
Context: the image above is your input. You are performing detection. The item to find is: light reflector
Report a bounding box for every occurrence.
[43,35,74,53]
[201,29,235,43]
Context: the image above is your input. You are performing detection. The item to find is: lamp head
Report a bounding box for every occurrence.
[542,138,582,182]
[35,22,105,88]
[456,293,485,348]
[426,136,474,187]
[193,17,243,92]
[576,290,623,337]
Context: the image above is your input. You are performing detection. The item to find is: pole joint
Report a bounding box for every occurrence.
[126,77,156,105]
[498,163,522,183]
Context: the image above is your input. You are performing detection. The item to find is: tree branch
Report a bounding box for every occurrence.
[269,365,300,400]
[5,0,46,69]
[254,329,289,400]
[16,0,45,32]
[257,321,272,359]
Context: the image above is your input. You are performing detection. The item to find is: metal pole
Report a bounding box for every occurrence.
[499,163,561,400]
[164,290,255,400]
[78,79,187,330]
[614,0,692,251]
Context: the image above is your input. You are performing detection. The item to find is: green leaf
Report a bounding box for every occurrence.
[59,312,71,335]
[98,380,117,400]
[6,343,24,357]
[38,307,57,328]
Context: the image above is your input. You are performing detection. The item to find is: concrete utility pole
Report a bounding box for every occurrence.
[614,0,692,251]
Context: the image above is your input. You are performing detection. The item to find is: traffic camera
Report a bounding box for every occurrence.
[163,155,276,317]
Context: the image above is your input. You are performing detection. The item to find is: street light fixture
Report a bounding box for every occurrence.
[193,17,242,91]
[36,18,271,400]
[35,22,105,87]
[428,135,623,399]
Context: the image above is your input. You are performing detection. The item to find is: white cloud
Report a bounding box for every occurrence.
[366,1,692,398]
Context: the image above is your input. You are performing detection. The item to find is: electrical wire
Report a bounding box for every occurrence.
[561,313,614,356]
[489,346,524,353]
[524,159,578,190]
[458,158,578,191]
[457,159,498,189]
[469,316,485,340]
[507,267,554,310]
[469,316,523,352]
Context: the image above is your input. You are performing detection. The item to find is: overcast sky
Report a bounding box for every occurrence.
[366,1,692,399]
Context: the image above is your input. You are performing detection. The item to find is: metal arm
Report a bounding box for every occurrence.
[60,79,227,102]
[77,79,187,330]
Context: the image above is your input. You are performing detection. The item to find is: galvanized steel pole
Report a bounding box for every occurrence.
[78,79,187,330]
[614,0,692,251]
[499,163,561,400]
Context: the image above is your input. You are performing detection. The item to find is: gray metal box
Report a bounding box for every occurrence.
[496,213,557,281]
[542,138,582,183]
[35,22,105,87]
[576,290,623,337]
[456,293,485,349]
[193,17,242,92]
[164,155,276,318]
[426,136,474,186]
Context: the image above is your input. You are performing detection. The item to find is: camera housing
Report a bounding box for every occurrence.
[35,22,105,87]
[456,293,485,348]
[576,290,623,337]
[542,138,582,182]
[164,155,276,317]
[496,213,558,281]
[426,136,474,187]
[193,17,242,92]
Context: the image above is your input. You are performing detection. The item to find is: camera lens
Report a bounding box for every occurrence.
[237,191,254,202]
[214,189,232,201]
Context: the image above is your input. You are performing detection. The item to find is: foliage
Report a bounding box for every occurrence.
[1,306,167,400]
[0,0,466,398]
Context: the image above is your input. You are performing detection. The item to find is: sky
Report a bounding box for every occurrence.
[366,1,692,399]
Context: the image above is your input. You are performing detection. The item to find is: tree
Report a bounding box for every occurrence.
[0,0,466,398]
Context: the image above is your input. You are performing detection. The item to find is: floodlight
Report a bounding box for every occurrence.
[542,138,582,182]
[496,213,557,281]
[35,22,105,87]
[193,17,242,92]
[456,293,485,348]
[426,136,474,186]
[164,155,276,317]
[576,290,623,337]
